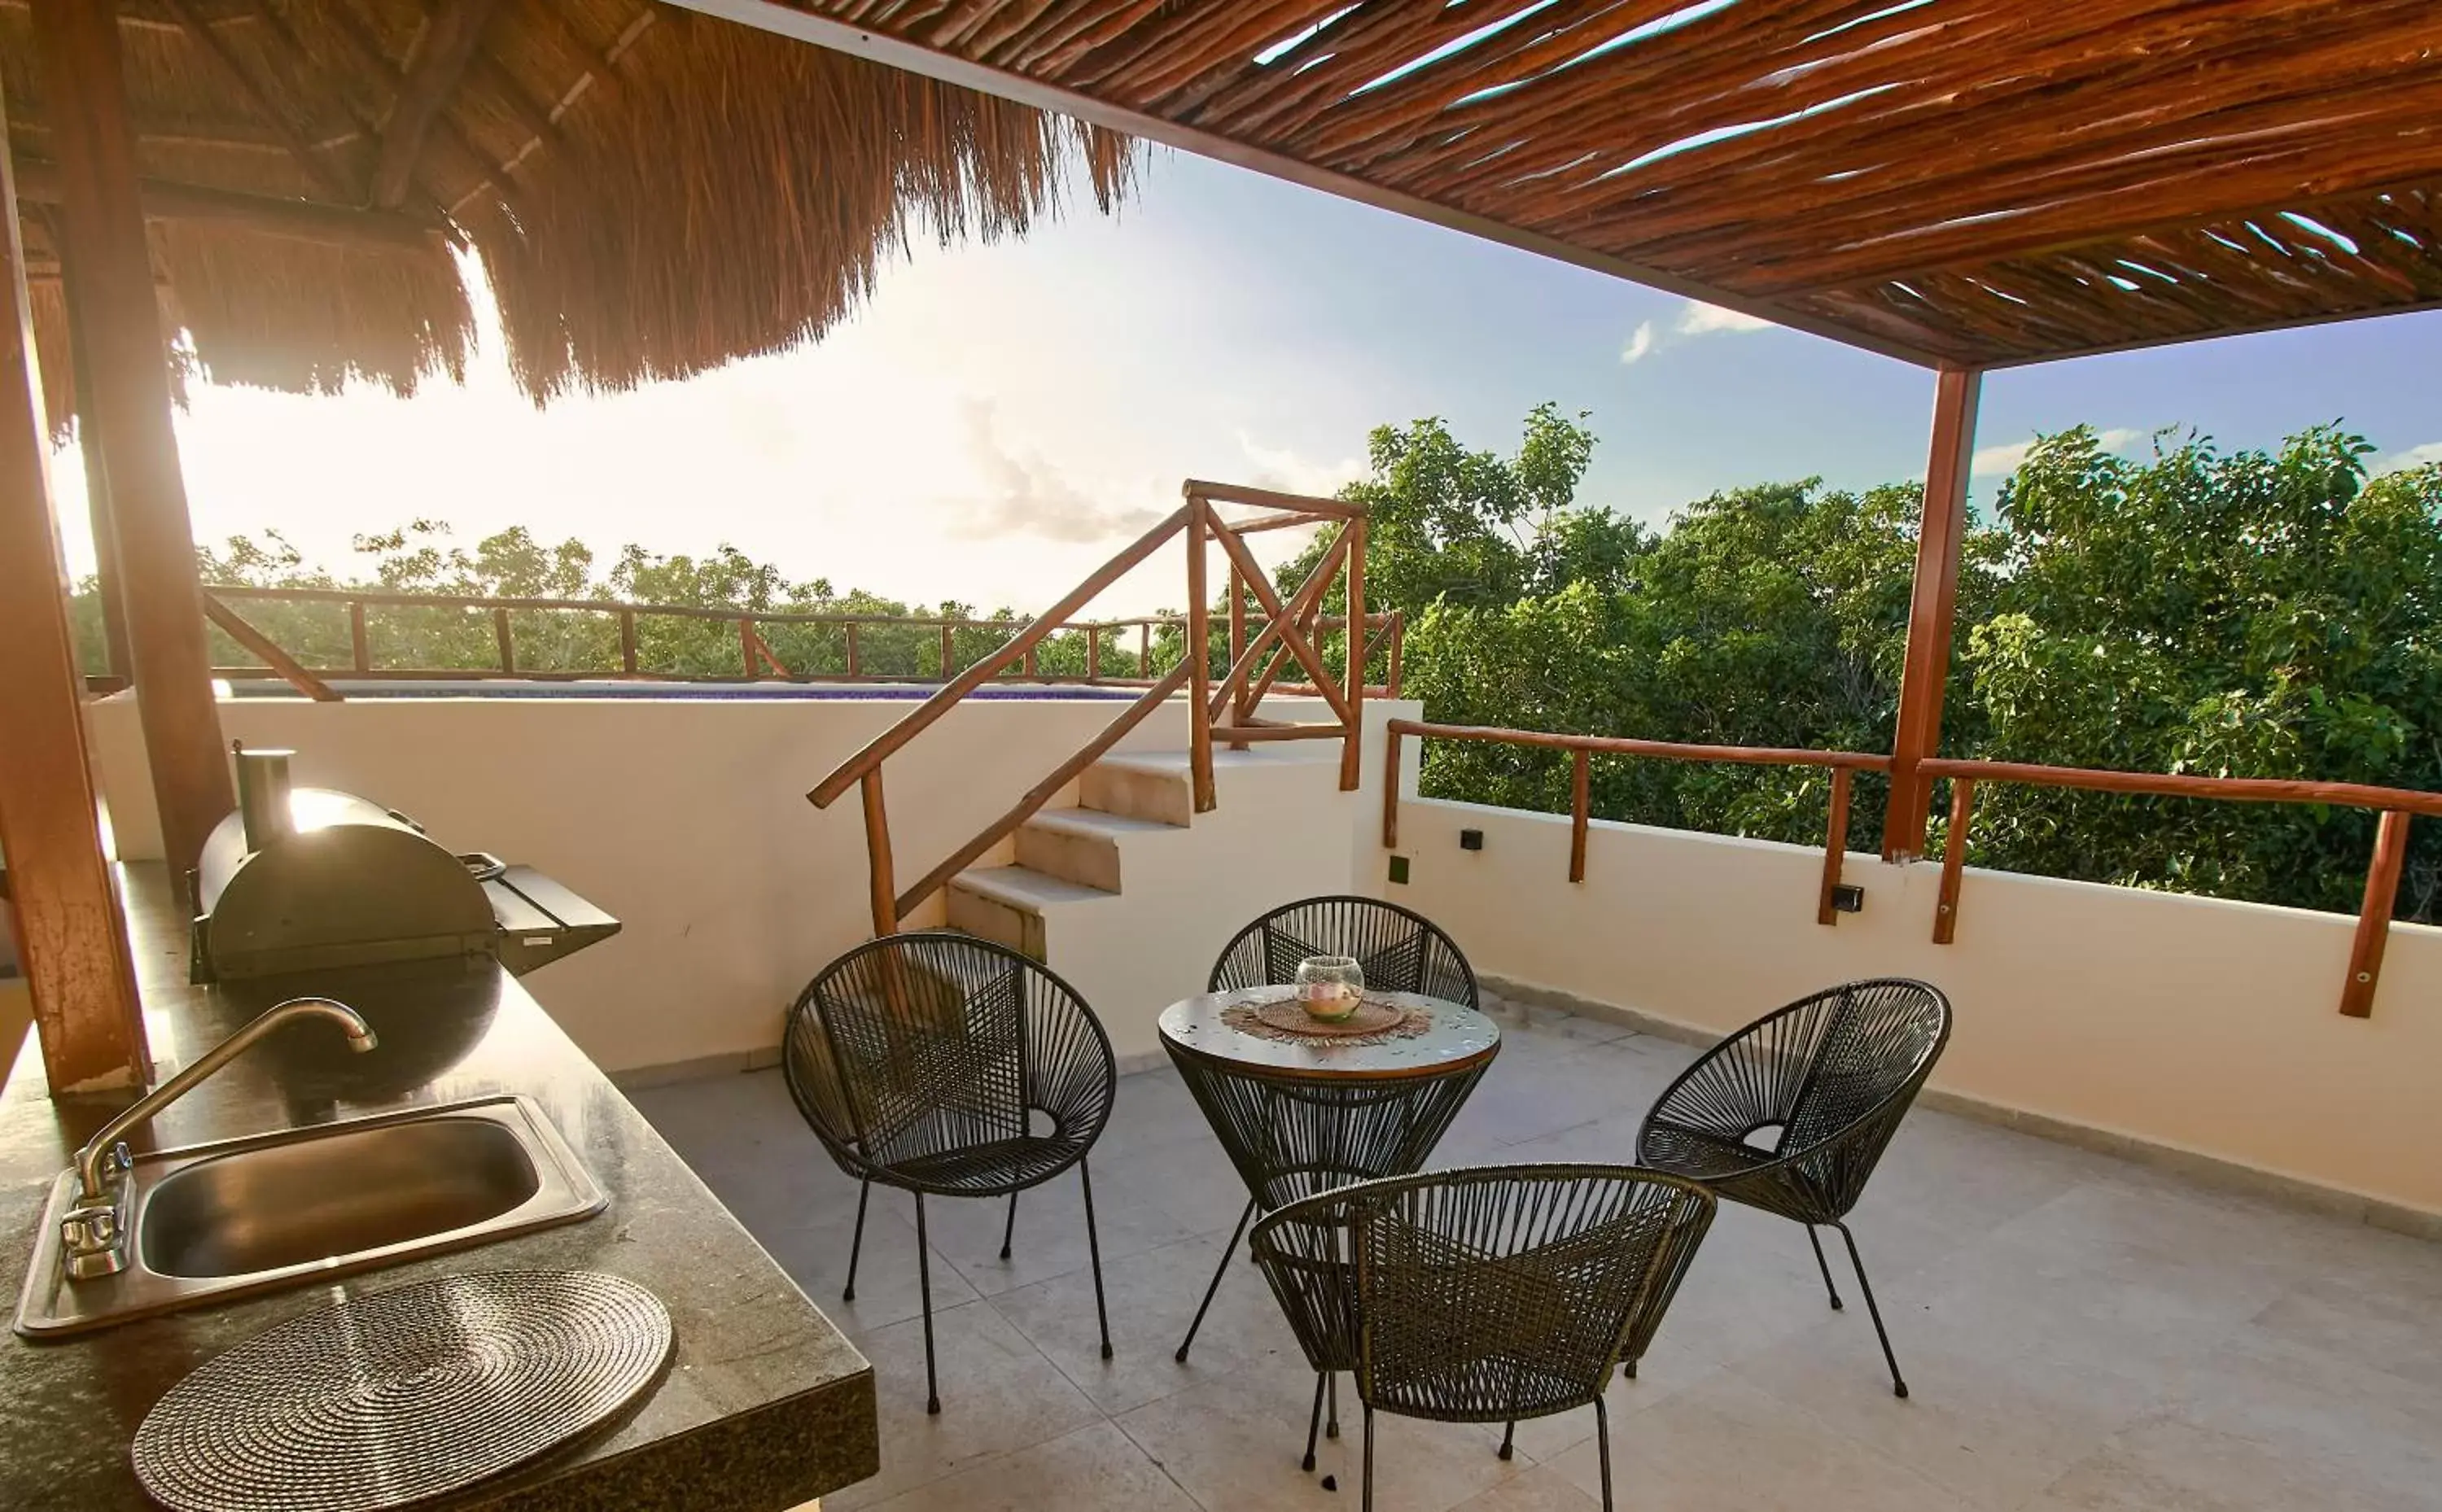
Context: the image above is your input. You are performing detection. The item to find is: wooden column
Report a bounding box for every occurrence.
[33,0,232,883]
[55,262,132,683]
[0,78,151,1093]
[1881,366,1982,861]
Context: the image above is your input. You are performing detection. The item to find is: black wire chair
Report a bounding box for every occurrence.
[1209,894,1478,1007]
[1174,897,1485,1365]
[1250,1165,1717,1512]
[782,932,1118,1414]
[1634,977,1952,1397]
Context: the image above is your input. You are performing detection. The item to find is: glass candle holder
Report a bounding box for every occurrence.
[1295,956,1365,1022]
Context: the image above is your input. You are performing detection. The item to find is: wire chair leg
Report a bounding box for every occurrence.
[842,1177,871,1303]
[914,1193,941,1415]
[1000,1191,1018,1261]
[1175,1198,1256,1362]
[1327,1369,1340,1438]
[1497,1419,1516,1461]
[1594,1394,1614,1512]
[1835,1221,1908,1399]
[1805,1223,1846,1311]
[1361,1405,1376,1512]
[1302,1370,1327,1472]
[1080,1160,1113,1361]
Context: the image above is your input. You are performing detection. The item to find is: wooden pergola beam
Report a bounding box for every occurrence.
[156,0,361,203]
[0,68,150,1095]
[32,0,234,888]
[11,159,444,253]
[1883,367,1983,862]
[373,0,507,209]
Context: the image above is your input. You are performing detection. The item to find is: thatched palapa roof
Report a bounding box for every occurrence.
[2,0,1136,426]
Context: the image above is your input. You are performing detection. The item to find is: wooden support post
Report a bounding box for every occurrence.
[739,617,756,676]
[1818,767,1853,926]
[1569,747,1590,884]
[860,769,896,936]
[1139,621,1150,677]
[492,605,514,672]
[1340,513,1367,791]
[1884,367,1981,861]
[845,622,860,677]
[1932,779,1975,943]
[1187,498,1215,812]
[1087,627,1101,682]
[51,251,131,683]
[0,92,151,1092]
[1382,723,1403,850]
[348,600,370,672]
[34,0,234,882]
[939,623,955,680]
[2339,810,2410,1018]
[1024,643,1038,679]
[619,609,638,674]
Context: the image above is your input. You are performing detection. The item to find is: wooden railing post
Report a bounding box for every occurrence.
[1569,746,1590,883]
[1818,767,1853,926]
[1884,367,1982,860]
[1382,722,1403,849]
[860,769,896,936]
[1389,614,1404,697]
[2340,810,2410,1018]
[1340,512,1366,791]
[492,605,514,673]
[619,608,638,674]
[1087,626,1101,682]
[846,621,860,678]
[738,617,756,677]
[1139,621,1151,678]
[348,600,370,672]
[939,622,954,680]
[1932,779,1974,943]
[1226,558,1249,749]
[1187,495,1215,812]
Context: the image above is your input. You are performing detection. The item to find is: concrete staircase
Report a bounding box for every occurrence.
[938,742,1368,1062]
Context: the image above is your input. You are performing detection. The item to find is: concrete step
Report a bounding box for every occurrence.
[945,864,1114,959]
[1080,754,1194,827]
[1016,807,1174,892]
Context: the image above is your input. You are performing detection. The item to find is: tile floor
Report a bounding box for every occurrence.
[632,999,2442,1512]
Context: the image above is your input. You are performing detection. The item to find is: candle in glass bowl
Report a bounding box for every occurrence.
[1295,956,1365,1022]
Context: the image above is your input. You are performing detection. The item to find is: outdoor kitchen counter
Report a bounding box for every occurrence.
[0,864,876,1511]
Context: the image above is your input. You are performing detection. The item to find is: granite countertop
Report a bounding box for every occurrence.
[0,866,876,1510]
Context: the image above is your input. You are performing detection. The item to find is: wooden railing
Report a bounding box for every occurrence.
[1383,720,1891,927]
[190,582,1400,706]
[1386,722,2440,1020]
[807,481,1380,934]
[1919,758,2442,1018]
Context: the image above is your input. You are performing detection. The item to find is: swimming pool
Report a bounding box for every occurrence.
[220,678,1147,701]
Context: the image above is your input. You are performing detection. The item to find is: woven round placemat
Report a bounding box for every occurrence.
[131,1269,672,1512]
[1223,992,1433,1046]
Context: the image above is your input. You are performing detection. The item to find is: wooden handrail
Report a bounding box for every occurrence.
[892,661,1194,920]
[1184,479,1365,518]
[200,593,341,701]
[208,581,1057,631]
[1915,758,2442,819]
[807,504,1190,808]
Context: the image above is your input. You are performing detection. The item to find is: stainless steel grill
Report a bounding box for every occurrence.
[190,746,617,983]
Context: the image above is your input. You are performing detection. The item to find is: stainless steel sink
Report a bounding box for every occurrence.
[15,1096,604,1337]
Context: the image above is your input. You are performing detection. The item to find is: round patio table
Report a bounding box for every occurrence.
[1159,986,1501,1363]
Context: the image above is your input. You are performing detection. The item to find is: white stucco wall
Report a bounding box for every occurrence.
[85,690,1394,1077]
[1385,790,2442,1220]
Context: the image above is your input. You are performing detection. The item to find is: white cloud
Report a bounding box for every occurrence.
[947,398,1171,544]
[1675,301,1775,336]
[1972,426,2142,478]
[1620,321,1657,365]
[2377,441,2442,475]
[1233,434,1364,500]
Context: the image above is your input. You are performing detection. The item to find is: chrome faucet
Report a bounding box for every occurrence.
[62,997,378,1280]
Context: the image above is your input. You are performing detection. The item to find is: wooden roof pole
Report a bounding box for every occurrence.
[1882,366,1983,862]
[32,0,234,889]
[0,72,151,1095]
[33,204,133,684]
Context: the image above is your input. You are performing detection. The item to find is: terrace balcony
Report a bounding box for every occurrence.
[59,565,2442,1510]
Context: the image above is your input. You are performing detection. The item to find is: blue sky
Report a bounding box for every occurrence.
[54,146,2442,617]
